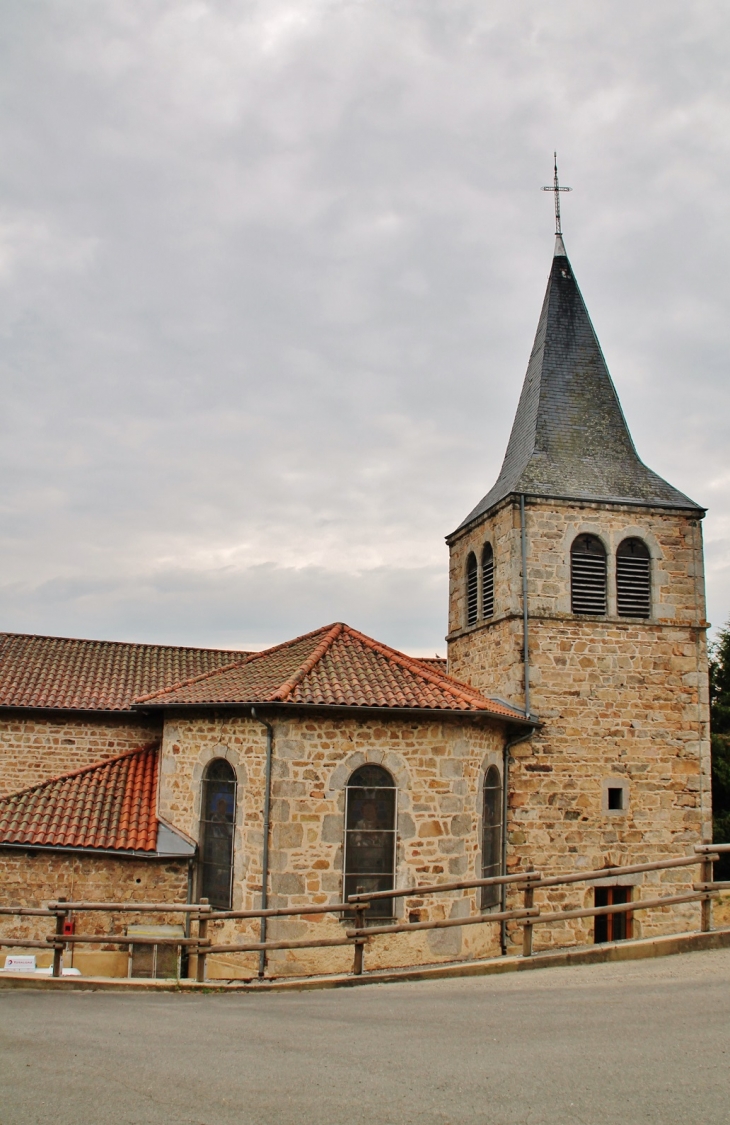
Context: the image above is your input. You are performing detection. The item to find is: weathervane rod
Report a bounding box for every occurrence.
[542,152,572,236]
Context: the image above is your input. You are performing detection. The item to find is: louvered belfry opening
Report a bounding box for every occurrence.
[571,534,607,616]
[466,552,478,626]
[481,543,494,619]
[616,537,651,618]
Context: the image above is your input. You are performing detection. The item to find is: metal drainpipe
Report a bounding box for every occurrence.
[500,728,534,955]
[520,493,531,719]
[251,707,274,979]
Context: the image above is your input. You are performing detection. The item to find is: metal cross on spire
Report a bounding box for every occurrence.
[542,152,572,236]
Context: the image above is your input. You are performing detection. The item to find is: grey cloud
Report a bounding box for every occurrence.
[0,562,446,655]
[0,0,728,650]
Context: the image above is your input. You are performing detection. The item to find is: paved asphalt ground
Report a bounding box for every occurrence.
[1,949,729,1125]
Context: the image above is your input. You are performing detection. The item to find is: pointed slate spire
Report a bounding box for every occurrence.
[456,240,701,530]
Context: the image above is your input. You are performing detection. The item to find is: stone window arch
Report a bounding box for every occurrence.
[481,543,494,619]
[344,764,397,919]
[199,758,237,909]
[616,537,651,618]
[466,552,478,626]
[571,533,607,616]
[481,764,502,909]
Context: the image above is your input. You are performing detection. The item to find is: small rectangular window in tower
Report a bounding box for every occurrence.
[602,777,629,814]
[594,886,632,943]
[607,786,623,810]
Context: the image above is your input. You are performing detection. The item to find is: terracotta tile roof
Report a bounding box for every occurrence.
[0,633,250,712]
[0,746,159,852]
[417,656,448,672]
[137,623,527,719]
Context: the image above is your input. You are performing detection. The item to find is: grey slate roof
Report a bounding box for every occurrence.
[454,237,702,533]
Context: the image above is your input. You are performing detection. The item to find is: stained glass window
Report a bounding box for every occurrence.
[200,758,237,909]
[344,765,397,919]
[481,765,502,909]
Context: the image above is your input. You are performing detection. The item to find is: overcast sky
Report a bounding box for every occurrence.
[0,1,728,656]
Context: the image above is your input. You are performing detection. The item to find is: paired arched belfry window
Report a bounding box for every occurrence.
[570,534,651,618]
[481,543,494,619]
[200,758,237,909]
[571,534,607,615]
[344,765,397,919]
[466,553,478,626]
[616,538,651,618]
[481,765,502,909]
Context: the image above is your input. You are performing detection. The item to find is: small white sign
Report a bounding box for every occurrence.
[3,955,36,972]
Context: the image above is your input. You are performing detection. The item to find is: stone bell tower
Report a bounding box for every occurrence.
[446,231,711,887]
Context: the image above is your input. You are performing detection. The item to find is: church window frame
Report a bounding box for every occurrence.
[594,886,633,943]
[481,764,503,910]
[616,537,651,618]
[570,533,607,616]
[481,543,495,620]
[343,764,397,920]
[199,757,237,910]
[465,552,479,627]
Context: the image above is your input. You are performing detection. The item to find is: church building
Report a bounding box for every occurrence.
[0,229,711,978]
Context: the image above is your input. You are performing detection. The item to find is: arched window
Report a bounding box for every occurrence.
[571,534,607,616]
[344,765,396,919]
[200,758,237,909]
[481,543,494,619]
[616,538,651,618]
[481,765,502,909]
[466,552,478,626]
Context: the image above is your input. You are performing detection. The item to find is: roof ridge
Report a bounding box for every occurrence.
[340,626,497,711]
[134,623,339,704]
[0,744,159,803]
[270,623,344,701]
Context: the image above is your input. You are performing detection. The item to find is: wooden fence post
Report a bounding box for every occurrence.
[352,906,366,975]
[196,898,209,983]
[701,855,713,933]
[522,873,535,957]
[52,897,67,978]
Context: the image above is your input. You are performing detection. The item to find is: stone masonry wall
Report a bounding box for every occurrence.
[0,712,162,797]
[158,710,507,978]
[447,497,711,951]
[0,848,188,975]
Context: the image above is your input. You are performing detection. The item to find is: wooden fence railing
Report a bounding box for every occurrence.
[1,845,729,982]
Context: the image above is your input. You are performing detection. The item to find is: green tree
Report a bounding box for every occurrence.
[709,622,730,876]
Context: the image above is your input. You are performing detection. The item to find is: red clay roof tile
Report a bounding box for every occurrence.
[137,622,526,720]
[0,746,159,852]
[0,633,250,712]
